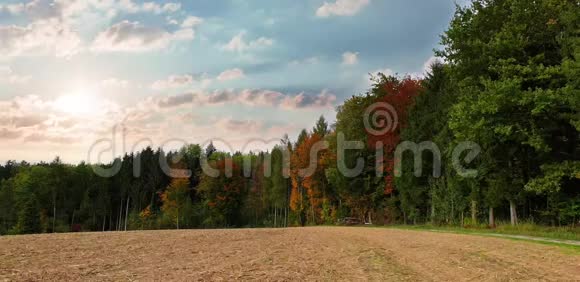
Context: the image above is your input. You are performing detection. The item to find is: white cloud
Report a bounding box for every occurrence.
[408,56,443,78]
[101,78,130,89]
[181,16,203,28]
[141,2,181,14]
[342,51,359,65]
[217,68,245,81]
[422,56,440,74]
[1,3,25,14]
[221,32,274,52]
[2,0,181,22]
[118,0,181,14]
[316,0,370,18]
[152,74,194,90]
[0,0,93,20]
[92,20,194,53]
[166,17,179,25]
[0,94,122,145]
[0,66,32,84]
[366,56,442,83]
[0,18,82,57]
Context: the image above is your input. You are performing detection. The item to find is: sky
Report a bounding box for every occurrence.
[0,0,463,164]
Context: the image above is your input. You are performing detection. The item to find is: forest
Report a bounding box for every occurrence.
[0,0,578,235]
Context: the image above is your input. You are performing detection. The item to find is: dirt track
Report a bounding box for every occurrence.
[1,227,579,281]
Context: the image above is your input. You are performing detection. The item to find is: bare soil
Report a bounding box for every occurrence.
[1,227,579,281]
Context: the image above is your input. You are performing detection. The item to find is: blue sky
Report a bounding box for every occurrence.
[0,0,461,163]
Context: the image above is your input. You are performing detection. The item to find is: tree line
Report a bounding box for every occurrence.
[0,0,578,235]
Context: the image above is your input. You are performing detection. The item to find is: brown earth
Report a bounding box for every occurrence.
[1,227,579,281]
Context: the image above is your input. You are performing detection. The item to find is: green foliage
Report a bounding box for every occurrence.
[526,161,580,194]
[13,193,41,234]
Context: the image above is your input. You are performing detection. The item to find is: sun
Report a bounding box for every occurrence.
[54,89,100,116]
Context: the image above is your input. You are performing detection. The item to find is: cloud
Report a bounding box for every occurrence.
[0,0,182,24]
[234,89,285,107]
[0,66,31,84]
[365,56,443,85]
[408,56,444,78]
[181,16,203,28]
[0,3,25,15]
[342,51,359,65]
[1,114,47,128]
[92,20,194,53]
[280,90,336,109]
[316,0,370,18]
[221,32,273,52]
[0,128,22,139]
[23,132,81,144]
[101,78,130,89]
[422,56,441,74]
[0,94,122,144]
[216,118,263,133]
[140,2,181,14]
[101,0,180,15]
[157,93,196,108]
[0,18,82,57]
[217,68,245,81]
[143,89,336,111]
[0,0,67,19]
[0,1,190,56]
[151,74,212,90]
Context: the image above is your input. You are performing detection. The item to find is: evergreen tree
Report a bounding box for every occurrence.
[14,193,41,234]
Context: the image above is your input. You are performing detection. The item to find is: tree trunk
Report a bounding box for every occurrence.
[53,202,56,233]
[124,197,130,231]
[510,200,518,226]
[176,208,179,230]
[102,215,106,232]
[471,200,477,225]
[489,207,495,228]
[117,201,123,231]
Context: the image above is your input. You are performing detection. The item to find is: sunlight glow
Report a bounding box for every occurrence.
[54,89,100,116]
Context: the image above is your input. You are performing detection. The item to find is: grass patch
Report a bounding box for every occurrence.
[368,223,580,253]
[400,222,580,241]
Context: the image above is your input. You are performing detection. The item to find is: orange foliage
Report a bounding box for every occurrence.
[139,205,152,220]
[290,133,328,223]
[366,77,423,195]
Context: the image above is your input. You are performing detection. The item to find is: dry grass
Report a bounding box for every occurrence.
[1,227,579,281]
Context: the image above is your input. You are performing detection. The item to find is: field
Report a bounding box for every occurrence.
[1,227,579,281]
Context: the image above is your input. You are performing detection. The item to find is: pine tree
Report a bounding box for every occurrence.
[15,194,41,234]
[313,115,329,137]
